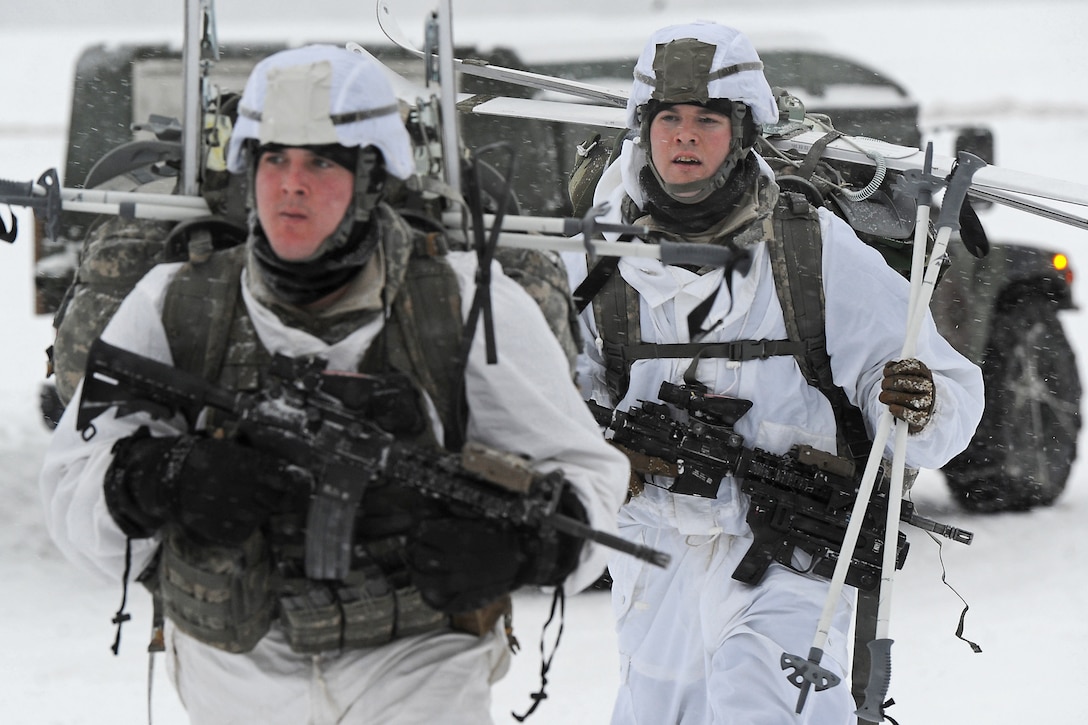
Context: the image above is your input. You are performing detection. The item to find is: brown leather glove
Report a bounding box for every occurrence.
[879,358,935,434]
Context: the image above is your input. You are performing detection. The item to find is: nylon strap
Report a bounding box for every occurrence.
[768,192,872,461]
[162,245,247,380]
[573,256,620,313]
[366,244,464,450]
[797,131,843,181]
[593,260,642,400]
[608,339,805,364]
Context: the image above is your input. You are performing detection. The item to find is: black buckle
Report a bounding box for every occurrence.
[737,339,771,359]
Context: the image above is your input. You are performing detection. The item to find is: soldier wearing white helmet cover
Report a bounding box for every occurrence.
[40,44,628,724]
[565,22,983,724]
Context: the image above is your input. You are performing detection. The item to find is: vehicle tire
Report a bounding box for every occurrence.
[944,293,1081,511]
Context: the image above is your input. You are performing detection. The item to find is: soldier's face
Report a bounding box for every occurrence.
[649,104,733,190]
[255,147,354,261]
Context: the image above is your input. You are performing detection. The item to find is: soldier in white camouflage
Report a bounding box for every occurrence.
[40,44,628,725]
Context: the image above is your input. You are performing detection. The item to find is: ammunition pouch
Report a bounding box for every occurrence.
[277,574,448,653]
[159,527,274,654]
[159,526,510,655]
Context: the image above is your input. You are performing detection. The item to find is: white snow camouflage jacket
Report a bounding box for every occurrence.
[40,248,630,596]
[566,139,985,538]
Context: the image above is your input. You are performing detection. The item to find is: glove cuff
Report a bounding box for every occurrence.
[519,487,587,587]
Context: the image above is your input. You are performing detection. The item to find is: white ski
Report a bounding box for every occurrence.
[458,94,627,129]
[772,128,1088,209]
[10,29,1087,241]
[375,0,1088,226]
[375,0,627,108]
[457,94,1088,227]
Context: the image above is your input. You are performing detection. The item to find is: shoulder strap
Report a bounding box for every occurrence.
[362,221,466,450]
[161,245,247,379]
[593,261,643,402]
[374,251,464,447]
[768,192,871,461]
[767,193,827,389]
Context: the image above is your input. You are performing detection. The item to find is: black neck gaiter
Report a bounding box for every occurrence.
[249,219,379,307]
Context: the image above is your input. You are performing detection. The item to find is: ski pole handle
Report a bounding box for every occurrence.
[937,151,989,233]
[0,177,36,200]
[855,638,894,723]
[0,168,61,241]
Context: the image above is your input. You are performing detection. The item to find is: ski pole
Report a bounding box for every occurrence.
[783,150,987,717]
[0,170,737,267]
[433,0,460,198]
[855,142,940,722]
[0,168,62,242]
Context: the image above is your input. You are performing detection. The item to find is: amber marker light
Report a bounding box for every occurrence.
[1053,253,1073,285]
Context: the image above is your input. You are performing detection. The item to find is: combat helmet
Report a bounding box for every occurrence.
[226,44,415,303]
[627,22,778,203]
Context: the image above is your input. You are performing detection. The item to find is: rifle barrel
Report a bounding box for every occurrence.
[903,512,974,545]
[549,513,671,568]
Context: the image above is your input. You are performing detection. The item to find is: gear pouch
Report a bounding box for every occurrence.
[159,528,274,654]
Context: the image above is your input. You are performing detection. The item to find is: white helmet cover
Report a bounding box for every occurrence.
[625,21,778,131]
[227,44,414,180]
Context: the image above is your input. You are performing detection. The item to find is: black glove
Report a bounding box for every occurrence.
[407,484,588,614]
[879,358,936,434]
[104,428,308,546]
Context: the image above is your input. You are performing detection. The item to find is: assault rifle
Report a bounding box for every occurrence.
[77,338,670,580]
[590,382,971,591]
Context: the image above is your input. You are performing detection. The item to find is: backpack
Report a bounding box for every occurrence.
[47,91,250,411]
[49,213,247,408]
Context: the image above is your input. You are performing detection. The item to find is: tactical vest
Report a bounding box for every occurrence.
[147,207,490,654]
[587,191,872,464]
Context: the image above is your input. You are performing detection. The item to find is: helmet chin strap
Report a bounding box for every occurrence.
[648,149,741,205]
[243,142,384,262]
[641,99,753,204]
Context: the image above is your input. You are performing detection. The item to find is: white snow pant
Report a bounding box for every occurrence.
[164,618,511,725]
[608,520,856,725]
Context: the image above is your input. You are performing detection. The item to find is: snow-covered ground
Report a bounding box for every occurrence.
[2,1,1087,723]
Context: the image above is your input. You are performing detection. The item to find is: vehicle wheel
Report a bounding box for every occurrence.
[944,293,1081,511]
